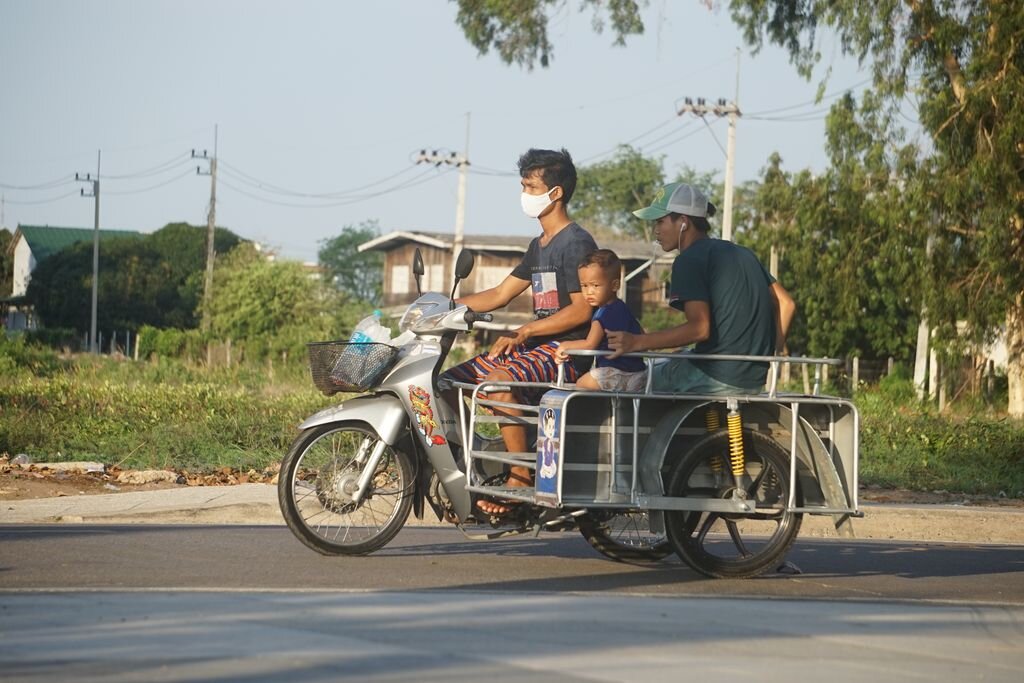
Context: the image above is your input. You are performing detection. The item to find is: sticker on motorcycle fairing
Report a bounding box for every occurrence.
[536,403,560,500]
[409,385,446,446]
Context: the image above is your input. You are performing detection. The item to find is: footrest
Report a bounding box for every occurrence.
[466,484,537,504]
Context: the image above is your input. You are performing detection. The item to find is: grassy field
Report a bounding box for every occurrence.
[1,338,1022,496]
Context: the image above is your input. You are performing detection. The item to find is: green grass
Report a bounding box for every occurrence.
[1,337,1022,495]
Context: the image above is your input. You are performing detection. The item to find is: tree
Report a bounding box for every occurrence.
[575,146,665,241]
[203,243,363,357]
[0,228,13,298]
[453,0,645,69]
[729,0,1024,414]
[26,223,242,332]
[318,221,383,305]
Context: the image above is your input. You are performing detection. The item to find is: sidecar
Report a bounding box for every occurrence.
[460,351,860,578]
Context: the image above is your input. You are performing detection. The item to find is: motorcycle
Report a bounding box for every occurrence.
[278,248,861,578]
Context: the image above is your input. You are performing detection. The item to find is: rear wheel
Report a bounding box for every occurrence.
[664,430,802,578]
[578,510,673,562]
[278,423,414,556]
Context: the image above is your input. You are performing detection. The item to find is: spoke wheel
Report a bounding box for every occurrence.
[279,423,413,556]
[664,430,802,578]
[578,510,673,562]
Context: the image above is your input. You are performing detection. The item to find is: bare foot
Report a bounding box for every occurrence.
[477,467,533,516]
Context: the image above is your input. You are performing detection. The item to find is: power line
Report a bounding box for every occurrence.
[0,175,74,191]
[104,168,195,195]
[102,152,193,180]
[218,166,452,208]
[3,189,80,205]
[218,159,422,199]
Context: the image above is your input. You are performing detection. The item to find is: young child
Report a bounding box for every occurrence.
[555,249,647,392]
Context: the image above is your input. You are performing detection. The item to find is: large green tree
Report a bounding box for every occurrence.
[26,223,242,332]
[728,0,1024,414]
[574,146,665,241]
[204,242,363,356]
[453,0,645,69]
[318,221,383,305]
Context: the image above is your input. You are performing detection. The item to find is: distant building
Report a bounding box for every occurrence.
[3,225,143,331]
[358,230,672,341]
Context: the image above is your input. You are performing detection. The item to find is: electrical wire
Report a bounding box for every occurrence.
[104,168,195,195]
[3,189,80,205]
[103,152,193,180]
[641,119,713,155]
[218,159,421,199]
[218,166,454,208]
[0,175,75,191]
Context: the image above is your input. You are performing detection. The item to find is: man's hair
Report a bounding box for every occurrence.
[579,248,622,282]
[669,201,717,233]
[518,148,577,204]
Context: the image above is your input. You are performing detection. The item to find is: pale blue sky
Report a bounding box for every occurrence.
[1,0,877,262]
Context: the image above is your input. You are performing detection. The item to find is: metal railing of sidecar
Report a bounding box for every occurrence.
[453,349,861,536]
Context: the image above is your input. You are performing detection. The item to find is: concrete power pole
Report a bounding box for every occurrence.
[193,126,218,332]
[75,150,101,354]
[416,143,470,267]
[677,98,741,241]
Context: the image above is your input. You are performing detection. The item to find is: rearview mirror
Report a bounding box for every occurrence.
[454,249,474,280]
[412,248,424,295]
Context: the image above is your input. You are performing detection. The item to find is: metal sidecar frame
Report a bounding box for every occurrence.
[460,351,861,539]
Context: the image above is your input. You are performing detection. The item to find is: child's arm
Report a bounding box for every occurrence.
[554,320,605,363]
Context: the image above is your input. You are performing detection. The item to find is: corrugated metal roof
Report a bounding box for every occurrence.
[13,225,144,261]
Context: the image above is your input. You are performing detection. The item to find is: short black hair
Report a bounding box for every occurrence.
[670,201,717,233]
[579,248,622,282]
[517,148,577,205]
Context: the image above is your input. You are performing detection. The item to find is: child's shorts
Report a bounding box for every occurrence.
[589,366,647,392]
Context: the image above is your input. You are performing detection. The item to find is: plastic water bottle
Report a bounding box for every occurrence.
[349,310,390,346]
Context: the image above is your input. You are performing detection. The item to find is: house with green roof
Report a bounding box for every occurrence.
[4,224,144,330]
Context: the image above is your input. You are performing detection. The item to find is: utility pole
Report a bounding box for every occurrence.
[75,150,101,354]
[677,97,741,241]
[416,142,470,265]
[193,125,218,332]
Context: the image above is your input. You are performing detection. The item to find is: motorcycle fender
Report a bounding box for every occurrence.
[297,394,408,445]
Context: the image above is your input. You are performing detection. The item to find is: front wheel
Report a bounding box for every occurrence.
[278,423,414,556]
[578,510,673,563]
[664,430,802,578]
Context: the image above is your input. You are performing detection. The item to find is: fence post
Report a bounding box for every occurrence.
[801,363,811,394]
[852,356,860,389]
[887,357,894,376]
[98,331,103,354]
[227,338,232,368]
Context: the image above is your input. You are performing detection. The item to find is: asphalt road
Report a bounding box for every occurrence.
[2,525,1024,682]
[2,524,1023,603]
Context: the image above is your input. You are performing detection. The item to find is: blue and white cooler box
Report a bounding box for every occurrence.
[535,390,570,504]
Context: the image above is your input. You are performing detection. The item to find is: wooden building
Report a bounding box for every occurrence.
[358,230,672,335]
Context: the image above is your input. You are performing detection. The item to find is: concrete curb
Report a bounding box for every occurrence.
[3,484,1024,544]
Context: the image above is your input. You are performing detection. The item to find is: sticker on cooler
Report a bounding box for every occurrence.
[535,400,561,501]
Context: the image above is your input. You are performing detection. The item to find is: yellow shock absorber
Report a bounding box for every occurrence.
[704,407,723,473]
[727,408,746,477]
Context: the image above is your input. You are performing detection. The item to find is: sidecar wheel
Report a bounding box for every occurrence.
[578,510,673,563]
[279,423,413,556]
[664,430,802,579]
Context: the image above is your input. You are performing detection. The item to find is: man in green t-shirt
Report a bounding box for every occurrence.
[607,182,796,394]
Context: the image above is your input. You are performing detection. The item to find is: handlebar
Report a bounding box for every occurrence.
[463,310,494,325]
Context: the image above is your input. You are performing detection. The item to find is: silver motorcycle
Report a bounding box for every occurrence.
[279,248,861,578]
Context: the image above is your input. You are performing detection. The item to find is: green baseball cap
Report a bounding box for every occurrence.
[632,182,709,220]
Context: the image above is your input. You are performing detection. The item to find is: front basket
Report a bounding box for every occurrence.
[307,341,400,395]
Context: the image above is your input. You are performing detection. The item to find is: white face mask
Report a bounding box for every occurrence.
[520,188,555,218]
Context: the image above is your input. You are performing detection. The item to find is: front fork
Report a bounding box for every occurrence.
[350,436,389,505]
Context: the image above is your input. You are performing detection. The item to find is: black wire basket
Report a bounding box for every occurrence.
[307,341,400,395]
